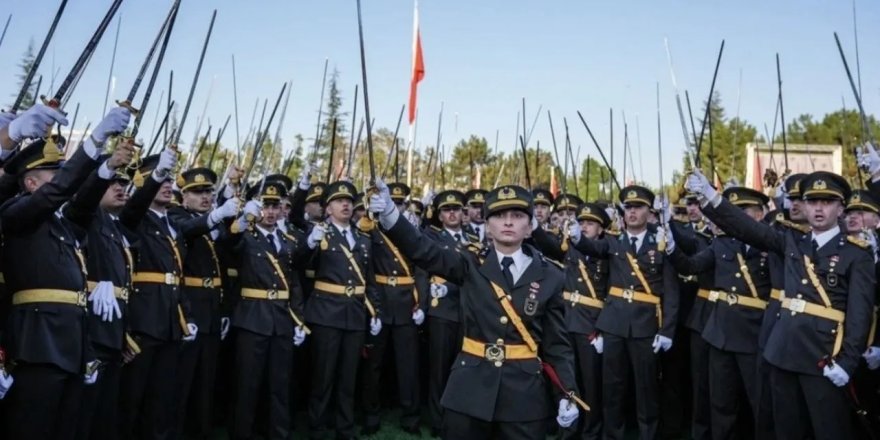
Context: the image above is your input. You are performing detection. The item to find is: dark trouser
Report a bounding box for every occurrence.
[118,336,179,440]
[428,316,461,432]
[307,324,365,439]
[232,328,292,440]
[76,345,122,440]
[753,355,775,440]
[362,322,421,430]
[708,346,759,440]
[174,331,220,438]
[769,364,854,440]
[560,332,602,440]
[659,327,691,439]
[5,363,82,440]
[602,333,658,440]
[690,331,712,440]
[442,409,546,440]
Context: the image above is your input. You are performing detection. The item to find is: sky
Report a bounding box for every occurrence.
[2,0,878,188]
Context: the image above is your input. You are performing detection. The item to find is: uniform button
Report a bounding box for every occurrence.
[735,273,741,278]
[731,287,737,292]
[500,316,509,324]
[496,338,504,345]
[801,279,808,285]
[630,272,636,276]
[461,361,466,366]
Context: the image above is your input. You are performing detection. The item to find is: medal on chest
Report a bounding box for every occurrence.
[524,282,540,316]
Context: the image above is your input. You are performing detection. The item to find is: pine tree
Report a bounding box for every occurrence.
[316,68,348,171]
[10,38,37,109]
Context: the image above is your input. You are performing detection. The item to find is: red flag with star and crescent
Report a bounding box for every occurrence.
[408,0,425,125]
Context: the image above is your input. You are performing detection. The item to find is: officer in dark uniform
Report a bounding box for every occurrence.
[843,189,880,234]
[352,192,366,225]
[1,106,132,439]
[666,192,714,440]
[533,188,554,228]
[420,189,473,436]
[169,167,240,438]
[228,178,308,440]
[72,151,139,440]
[408,199,425,227]
[371,181,582,440]
[687,169,876,439]
[669,187,773,439]
[532,202,611,440]
[463,189,488,244]
[361,182,427,435]
[303,180,382,440]
[553,193,583,226]
[569,185,680,440]
[118,148,199,440]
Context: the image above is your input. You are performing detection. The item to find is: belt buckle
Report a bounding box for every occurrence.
[202,277,214,289]
[708,290,720,302]
[267,289,278,300]
[345,286,355,297]
[622,289,634,302]
[387,276,398,287]
[77,291,87,308]
[485,343,505,367]
[789,298,806,315]
[570,291,580,305]
[726,293,739,306]
[164,273,175,285]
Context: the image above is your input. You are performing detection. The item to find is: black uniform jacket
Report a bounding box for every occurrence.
[670,234,771,354]
[703,198,875,376]
[1,148,100,373]
[227,224,307,337]
[119,175,190,342]
[573,224,680,339]
[304,222,382,331]
[532,226,609,336]
[382,214,575,423]
[421,226,475,323]
[370,227,430,325]
[169,206,226,334]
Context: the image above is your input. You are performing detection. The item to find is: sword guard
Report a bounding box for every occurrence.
[116,100,141,115]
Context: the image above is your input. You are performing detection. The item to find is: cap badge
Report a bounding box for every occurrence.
[498,187,516,200]
[627,190,637,200]
[266,185,279,196]
[730,193,739,202]
[194,174,206,183]
[812,180,827,190]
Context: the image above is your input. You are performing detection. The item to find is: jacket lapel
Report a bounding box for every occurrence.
[514,250,545,290]
[478,250,510,293]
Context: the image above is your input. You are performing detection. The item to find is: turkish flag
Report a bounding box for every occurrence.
[408,1,425,125]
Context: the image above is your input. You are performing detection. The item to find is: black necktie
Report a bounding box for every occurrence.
[267,233,278,255]
[454,233,462,244]
[342,230,352,250]
[474,226,481,238]
[630,236,639,253]
[501,256,515,290]
[811,238,819,259]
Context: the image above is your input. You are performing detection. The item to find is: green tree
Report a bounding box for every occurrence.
[316,68,349,170]
[10,39,37,109]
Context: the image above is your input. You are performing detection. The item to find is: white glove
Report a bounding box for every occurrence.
[652,334,673,353]
[568,221,582,244]
[685,169,717,204]
[368,178,396,218]
[823,363,850,387]
[83,360,100,385]
[220,317,230,341]
[88,281,122,322]
[0,369,13,400]
[293,326,307,346]
[404,210,420,226]
[864,347,880,370]
[412,309,425,325]
[222,183,237,200]
[91,107,131,144]
[659,225,675,255]
[421,190,435,207]
[556,399,579,428]
[0,112,15,130]
[370,317,382,336]
[857,144,880,177]
[660,197,672,225]
[861,230,879,262]
[209,197,240,225]
[243,199,262,220]
[153,147,178,179]
[298,162,314,190]
[183,323,198,342]
[307,224,326,249]
[590,334,604,354]
[430,283,448,299]
[7,104,68,142]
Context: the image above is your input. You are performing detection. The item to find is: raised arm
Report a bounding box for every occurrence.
[701,197,785,255]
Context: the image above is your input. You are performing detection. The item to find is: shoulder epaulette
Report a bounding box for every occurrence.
[605,229,620,237]
[779,219,811,234]
[429,225,442,232]
[282,232,297,242]
[543,256,565,269]
[847,235,871,249]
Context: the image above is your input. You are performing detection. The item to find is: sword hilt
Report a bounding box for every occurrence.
[116,99,141,115]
